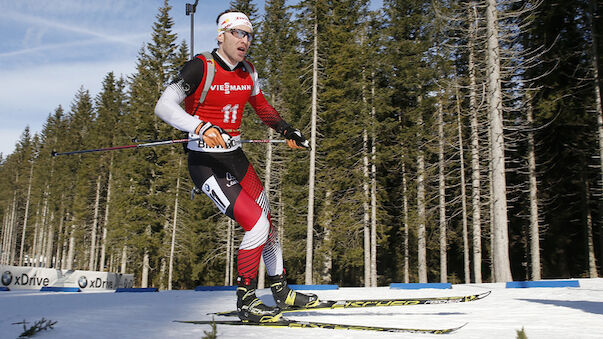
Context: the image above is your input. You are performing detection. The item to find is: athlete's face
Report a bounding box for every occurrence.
[217,25,252,65]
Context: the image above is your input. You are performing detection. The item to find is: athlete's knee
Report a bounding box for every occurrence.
[239,212,270,250]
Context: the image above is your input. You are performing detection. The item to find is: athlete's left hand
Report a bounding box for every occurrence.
[283,126,309,149]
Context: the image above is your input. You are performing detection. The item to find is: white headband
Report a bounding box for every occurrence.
[217,12,253,34]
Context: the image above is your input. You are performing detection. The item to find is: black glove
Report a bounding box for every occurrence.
[282,126,309,148]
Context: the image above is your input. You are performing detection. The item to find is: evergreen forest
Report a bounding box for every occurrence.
[1,0,602,289]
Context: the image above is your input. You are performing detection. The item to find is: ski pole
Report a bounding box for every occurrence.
[132,137,286,144]
[51,138,286,157]
[51,138,198,157]
[241,139,286,144]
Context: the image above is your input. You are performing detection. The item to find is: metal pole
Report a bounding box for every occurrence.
[186,0,199,58]
[51,138,200,157]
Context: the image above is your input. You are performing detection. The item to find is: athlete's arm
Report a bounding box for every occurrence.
[248,91,290,133]
[246,64,308,148]
[248,92,307,149]
[154,84,227,148]
[155,56,224,144]
[154,82,202,134]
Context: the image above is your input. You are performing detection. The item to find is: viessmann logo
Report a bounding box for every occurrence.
[211,82,251,95]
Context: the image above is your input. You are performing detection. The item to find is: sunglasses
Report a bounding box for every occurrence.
[228,28,253,42]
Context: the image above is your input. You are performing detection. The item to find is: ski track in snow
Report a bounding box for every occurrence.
[1,278,603,339]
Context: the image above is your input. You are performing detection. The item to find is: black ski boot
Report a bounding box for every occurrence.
[236,276,281,322]
[268,272,319,309]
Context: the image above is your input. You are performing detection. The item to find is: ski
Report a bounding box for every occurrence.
[175,318,467,334]
[210,290,490,317]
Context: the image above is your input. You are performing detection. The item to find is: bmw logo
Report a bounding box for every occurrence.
[78,276,88,289]
[1,271,12,286]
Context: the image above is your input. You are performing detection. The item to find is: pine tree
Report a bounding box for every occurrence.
[522,0,602,278]
[36,107,66,268]
[251,0,302,286]
[382,0,438,283]
[92,72,127,271]
[124,0,180,287]
[66,88,96,270]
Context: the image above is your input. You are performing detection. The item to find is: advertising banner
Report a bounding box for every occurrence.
[0,265,134,291]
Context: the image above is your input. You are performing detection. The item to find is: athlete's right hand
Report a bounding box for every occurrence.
[203,127,228,148]
[195,121,231,148]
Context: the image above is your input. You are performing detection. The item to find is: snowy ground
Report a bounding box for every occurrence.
[1,278,603,339]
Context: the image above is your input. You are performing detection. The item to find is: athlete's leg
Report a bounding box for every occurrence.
[233,157,284,276]
[217,150,317,309]
[188,150,278,321]
[188,150,270,280]
[189,150,316,312]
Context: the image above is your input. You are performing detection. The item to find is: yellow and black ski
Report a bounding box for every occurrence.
[175,318,468,334]
[209,291,491,317]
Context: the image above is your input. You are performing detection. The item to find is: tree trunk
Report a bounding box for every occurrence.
[455,86,471,283]
[584,179,598,278]
[60,214,69,269]
[142,246,150,288]
[1,205,7,264]
[30,203,40,266]
[2,202,11,265]
[159,216,168,290]
[370,90,378,287]
[486,0,512,282]
[417,109,427,283]
[488,132,495,280]
[9,200,17,266]
[66,223,76,270]
[320,189,333,284]
[38,189,49,267]
[2,195,16,265]
[99,160,114,271]
[438,100,448,283]
[588,0,603,268]
[55,201,65,269]
[363,128,371,287]
[121,245,128,274]
[89,175,102,270]
[402,161,410,283]
[168,157,182,290]
[44,212,55,268]
[19,162,34,266]
[8,190,18,265]
[469,1,483,284]
[526,94,542,280]
[361,48,371,287]
[305,18,319,285]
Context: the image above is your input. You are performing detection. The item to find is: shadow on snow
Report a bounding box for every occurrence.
[519,299,603,315]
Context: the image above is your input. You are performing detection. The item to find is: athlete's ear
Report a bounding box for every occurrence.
[217,33,225,44]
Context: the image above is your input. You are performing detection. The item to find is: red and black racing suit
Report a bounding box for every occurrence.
[155,49,291,281]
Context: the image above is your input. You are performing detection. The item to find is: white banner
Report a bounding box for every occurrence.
[0,265,134,291]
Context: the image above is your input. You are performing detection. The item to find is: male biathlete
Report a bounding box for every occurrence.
[154,10,317,322]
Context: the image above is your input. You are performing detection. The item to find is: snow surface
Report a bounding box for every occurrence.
[2,278,603,339]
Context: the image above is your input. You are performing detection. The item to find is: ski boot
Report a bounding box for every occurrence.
[268,271,319,309]
[236,276,281,322]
